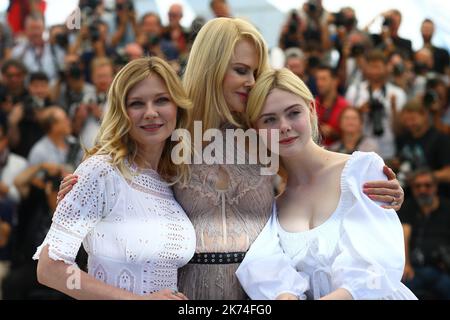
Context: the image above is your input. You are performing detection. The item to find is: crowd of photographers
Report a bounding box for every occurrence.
[0,0,449,299]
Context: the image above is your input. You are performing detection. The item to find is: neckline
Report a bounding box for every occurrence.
[125,158,163,181]
[276,152,358,236]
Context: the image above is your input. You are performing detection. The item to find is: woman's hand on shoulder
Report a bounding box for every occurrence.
[56,174,78,205]
[362,165,404,211]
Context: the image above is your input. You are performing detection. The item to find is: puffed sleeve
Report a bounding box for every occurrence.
[236,205,310,300]
[33,155,118,265]
[331,152,405,299]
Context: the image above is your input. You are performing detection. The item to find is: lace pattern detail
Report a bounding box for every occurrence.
[34,154,196,296]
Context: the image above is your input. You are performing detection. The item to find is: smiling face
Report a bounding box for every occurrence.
[222,39,259,113]
[126,74,177,151]
[255,88,314,157]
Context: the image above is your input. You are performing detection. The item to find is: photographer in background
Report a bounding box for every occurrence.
[8,72,53,158]
[399,169,450,299]
[388,51,416,100]
[298,0,332,51]
[11,13,63,84]
[420,19,449,76]
[395,100,450,196]
[2,159,69,300]
[425,77,450,135]
[163,4,189,58]
[346,50,407,160]
[55,54,96,114]
[109,0,138,49]
[27,106,79,171]
[279,9,303,50]
[366,9,413,59]
[73,57,113,149]
[339,30,372,89]
[0,116,27,299]
[315,64,350,146]
[0,59,29,116]
[136,12,179,63]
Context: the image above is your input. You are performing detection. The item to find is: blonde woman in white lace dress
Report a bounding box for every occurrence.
[236,68,416,300]
[33,57,196,300]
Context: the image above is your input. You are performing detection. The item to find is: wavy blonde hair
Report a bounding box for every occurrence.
[246,68,320,144]
[85,57,192,183]
[182,17,270,134]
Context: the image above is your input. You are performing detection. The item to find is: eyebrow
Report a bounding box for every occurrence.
[259,104,302,118]
[231,62,251,68]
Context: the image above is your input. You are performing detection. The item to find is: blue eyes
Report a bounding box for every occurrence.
[155,97,170,105]
[128,97,170,108]
[263,111,301,124]
[264,117,276,124]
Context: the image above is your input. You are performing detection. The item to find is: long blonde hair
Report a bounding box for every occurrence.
[85,57,192,183]
[182,17,270,134]
[246,68,320,144]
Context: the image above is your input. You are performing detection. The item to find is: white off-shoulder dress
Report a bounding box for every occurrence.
[33,155,196,296]
[236,152,417,300]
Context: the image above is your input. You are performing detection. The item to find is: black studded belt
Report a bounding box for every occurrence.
[189,252,246,264]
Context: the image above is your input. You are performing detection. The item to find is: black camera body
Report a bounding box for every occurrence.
[350,43,365,57]
[423,90,438,108]
[43,170,62,192]
[116,0,134,11]
[89,22,101,42]
[307,0,318,13]
[288,10,299,35]
[383,17,393,28]
[368,97,385,136]
[393,63,405,76]
[55,32,69,49]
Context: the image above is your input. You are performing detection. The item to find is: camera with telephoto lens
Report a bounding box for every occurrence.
[383,17,393,28]
[351,43,365,57]
[43,170,62,192]
[393,63,405,76]
[288,10,299,35]
[307,0,318,13]
[116,0,134,11]
[368,97,385,136]
[423,90,438,109]
[89,22,101,42]
[55,32,69,49]
[431,246,450,272]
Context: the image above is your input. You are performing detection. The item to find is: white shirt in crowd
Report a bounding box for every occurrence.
[345,81,407,159]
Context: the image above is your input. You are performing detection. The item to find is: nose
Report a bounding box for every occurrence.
[245,72,255,88]
[279,117,291,135]
[144,103,159,119]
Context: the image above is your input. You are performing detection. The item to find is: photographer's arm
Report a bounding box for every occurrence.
[69,26,88,55]
[7,104,24,149]
[0,218,11,248]
[14,163,61,199]
[431,111,450,135]
[111,11,129,48]
[402,224,415,281]
[434,165,450,184]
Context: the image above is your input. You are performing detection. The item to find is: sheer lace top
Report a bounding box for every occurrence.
[173,126,275,253]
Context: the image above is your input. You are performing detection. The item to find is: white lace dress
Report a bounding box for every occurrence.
[33,155,196,296]
[236,152,417,300]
